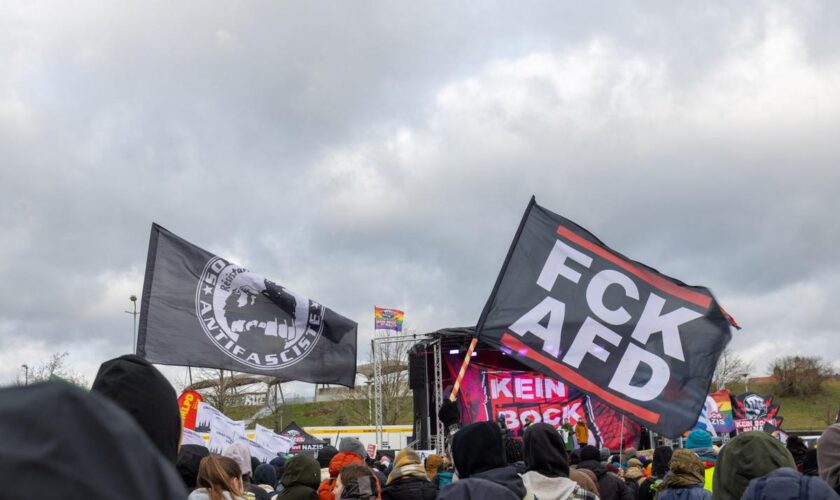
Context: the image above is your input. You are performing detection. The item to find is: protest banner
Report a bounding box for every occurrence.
[255,423,293,455]
[366,443,377,459]
[484,370,581,432]
[137,224,358,386]
[732,392,783,432]
[693,389,736,436]
[195,401,224,433]
[241,436,275,464]
[207,413,246,454]
[181,427,207,447]
[476,197,734,437]
[178,390,203,430]
[374,307,404,332]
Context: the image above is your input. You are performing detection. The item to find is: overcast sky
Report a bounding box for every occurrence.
[2,1,839,395]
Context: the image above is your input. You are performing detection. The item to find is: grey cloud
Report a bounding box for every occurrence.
[2,1,840,385]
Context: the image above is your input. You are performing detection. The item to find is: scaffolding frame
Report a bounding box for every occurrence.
[372,332,440,450]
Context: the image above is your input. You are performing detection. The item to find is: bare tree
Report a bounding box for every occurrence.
[770,355,835,397]
[711,348,752,391]
[336,340,410,425]
[192,369,240,413]
[16,352,88,387]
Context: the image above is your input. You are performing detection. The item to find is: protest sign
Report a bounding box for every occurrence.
[138,223,358,386]
[476,198,733,437]
[732,392,783,432]
[181,428,207,447]
[207,414,246,454]
[256,423,293,455]
[241,436,275,464]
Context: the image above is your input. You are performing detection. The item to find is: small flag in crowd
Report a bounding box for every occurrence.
[137,224,358,387]
[374,306,405,332]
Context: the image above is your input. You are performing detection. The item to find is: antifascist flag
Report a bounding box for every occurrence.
[476,198,733,437]
[137,224,357,387]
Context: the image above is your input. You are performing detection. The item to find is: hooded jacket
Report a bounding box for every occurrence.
[570,469,601,497]
[178,444,211,491]
[339,437,368,460]
[340,475,380,500]
[578,445,633,500]
[712,431,796,500]
[818,424,840,494]
[254,464,279,497]
[318,452,364,500]
[741,467,839,500]
[91,354,181,464]
[279,454,321,500]
[0,381,187,499]
[439,478,520,500]
[521,423,597,500]
[656,449,710,500]
[452,421,528,499]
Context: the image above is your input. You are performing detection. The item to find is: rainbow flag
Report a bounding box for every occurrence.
[374,306,404,332]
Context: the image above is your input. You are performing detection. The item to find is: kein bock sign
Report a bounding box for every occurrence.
[476,198,733,437]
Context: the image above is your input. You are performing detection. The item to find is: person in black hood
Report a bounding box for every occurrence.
[450,421,529,499]
[638,445,673,500]
[178,444,211,491]
[786,436,808,472]
[577,445,633,500]
[91,354,181,464]
[521,423,598,500]
[0,381,187,499]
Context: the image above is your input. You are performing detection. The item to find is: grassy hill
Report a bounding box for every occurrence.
[224,396,413,432]
[220,380,839,433]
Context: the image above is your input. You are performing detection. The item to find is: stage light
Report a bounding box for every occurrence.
[471,351,477,357]
[448,349,460,355]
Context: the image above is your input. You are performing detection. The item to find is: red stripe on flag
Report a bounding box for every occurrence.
[500,332,661,424]
[556,226,712,309]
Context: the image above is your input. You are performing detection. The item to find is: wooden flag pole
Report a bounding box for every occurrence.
[449,337,478,401]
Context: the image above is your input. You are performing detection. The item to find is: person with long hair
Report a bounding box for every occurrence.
[189,456,247,500]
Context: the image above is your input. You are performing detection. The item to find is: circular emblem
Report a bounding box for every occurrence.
[380,310,395,320]
[195,257,324,369]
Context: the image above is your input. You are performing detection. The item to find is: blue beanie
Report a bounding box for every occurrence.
[686,429,713,449]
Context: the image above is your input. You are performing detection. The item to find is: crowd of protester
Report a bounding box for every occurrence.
[3,354,840,500]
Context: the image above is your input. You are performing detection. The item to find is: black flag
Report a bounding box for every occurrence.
[476,198,732,437]
[137,224,357,387]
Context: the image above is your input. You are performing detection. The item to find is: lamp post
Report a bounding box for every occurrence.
[21,364,28,386]
[738,371,750,393]
[125,295,138,354]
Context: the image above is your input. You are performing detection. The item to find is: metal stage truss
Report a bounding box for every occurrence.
[372,332,441,451]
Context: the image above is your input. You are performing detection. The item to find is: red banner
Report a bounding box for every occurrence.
[178,390,203,430]
[485,371,586,433]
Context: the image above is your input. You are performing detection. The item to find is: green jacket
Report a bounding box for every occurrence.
[712,432,795,500]
[279,455,321,500]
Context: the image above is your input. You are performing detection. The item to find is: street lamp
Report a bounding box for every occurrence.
[737,371,750,393]
[125,295,138,354]
[21,364,28,386]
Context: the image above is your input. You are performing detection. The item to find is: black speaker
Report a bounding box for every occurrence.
[408,345,428,390]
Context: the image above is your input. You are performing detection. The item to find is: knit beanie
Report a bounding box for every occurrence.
[686,429,713,450]
[339,437,368,460]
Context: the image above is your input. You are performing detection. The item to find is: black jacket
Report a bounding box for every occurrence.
[382,477,437,500]
[578,459,633,500]
[471,466,528,499]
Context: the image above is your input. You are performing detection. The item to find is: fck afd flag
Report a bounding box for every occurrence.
[137,224,357,387]
[476,198,733,437]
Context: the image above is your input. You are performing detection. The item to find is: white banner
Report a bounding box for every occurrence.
[207,414,246,454]
[181,428,207,448]
[255,423,294,455]
[241,436,275,464]
[196,401,226,432]
[415,450,437,462]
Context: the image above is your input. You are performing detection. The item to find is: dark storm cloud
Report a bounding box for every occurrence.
[1,1,839,383]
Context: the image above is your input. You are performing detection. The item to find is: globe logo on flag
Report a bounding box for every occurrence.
[196,257,325,369]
